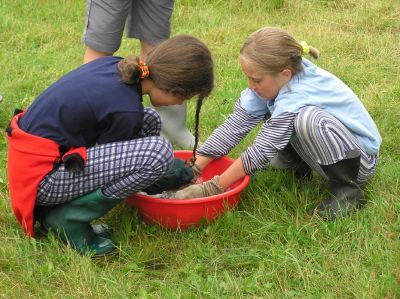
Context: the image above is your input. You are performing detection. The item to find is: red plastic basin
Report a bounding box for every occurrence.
[125,150,250,230]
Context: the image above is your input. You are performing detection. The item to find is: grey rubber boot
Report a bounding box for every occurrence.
[155,102,196,149]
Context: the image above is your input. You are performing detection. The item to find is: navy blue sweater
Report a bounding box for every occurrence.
[19,56,144,149]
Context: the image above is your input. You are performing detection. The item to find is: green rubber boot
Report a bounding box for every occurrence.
[42,189,121,255]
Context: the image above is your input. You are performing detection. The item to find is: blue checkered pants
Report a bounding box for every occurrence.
[36,107,173,206]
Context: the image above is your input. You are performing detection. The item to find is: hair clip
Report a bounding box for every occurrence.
[138,59,150,79]
[300,41,310,55]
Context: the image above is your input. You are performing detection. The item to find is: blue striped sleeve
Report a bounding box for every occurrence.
[197,99,264,158]
[241,112,296,174]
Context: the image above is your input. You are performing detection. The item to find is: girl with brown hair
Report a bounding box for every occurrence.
[6,35,213,255]
[170,27,381,220]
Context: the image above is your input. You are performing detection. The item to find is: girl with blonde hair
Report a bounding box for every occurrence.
[172,27,381,220]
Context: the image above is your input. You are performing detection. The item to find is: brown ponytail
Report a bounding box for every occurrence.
[119,35,214,164]
[117,56,142,84]
[308,46,320,60]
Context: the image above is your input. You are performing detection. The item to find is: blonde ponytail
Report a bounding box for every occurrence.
[300,41,320,59]
[308,46,320,59]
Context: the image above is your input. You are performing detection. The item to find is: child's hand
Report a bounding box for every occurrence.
[170,176,224,199]
[192,164,202,180]
[143,158,194,195]
[185,161,202,183]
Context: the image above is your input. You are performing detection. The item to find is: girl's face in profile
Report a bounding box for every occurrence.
[240,56,292,101]
[149,88,185,107]
[141,79,186,107]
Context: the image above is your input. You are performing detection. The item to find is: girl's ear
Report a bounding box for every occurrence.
[281,68,293,80]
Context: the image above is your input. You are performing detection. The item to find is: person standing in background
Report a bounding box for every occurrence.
[82,0,197,148]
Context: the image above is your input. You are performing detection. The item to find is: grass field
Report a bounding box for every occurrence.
[1,0,400,297]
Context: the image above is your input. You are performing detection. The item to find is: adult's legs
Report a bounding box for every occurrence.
[126,0,174,46]
[127,0,194,148]
[129,0,173,59]
[82,0,132,63]
[154,103,196,149]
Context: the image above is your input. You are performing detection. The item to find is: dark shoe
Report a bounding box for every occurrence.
[292,160,312,179]
[41,189,121,255]
[315,154,366,219]
[279,144,312,179]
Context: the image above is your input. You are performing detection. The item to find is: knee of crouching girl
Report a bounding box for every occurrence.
[141,107,162,137]
[293,106,321,141]
[151,136,174,177]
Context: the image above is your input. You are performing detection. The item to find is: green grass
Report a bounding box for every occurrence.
[1,0,400,297]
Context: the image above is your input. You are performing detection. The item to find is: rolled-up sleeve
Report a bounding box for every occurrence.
[241,112,296,175]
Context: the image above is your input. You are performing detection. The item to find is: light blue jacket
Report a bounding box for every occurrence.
[240,58,381,155]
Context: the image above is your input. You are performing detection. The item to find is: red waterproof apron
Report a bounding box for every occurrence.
[6,112,86,237]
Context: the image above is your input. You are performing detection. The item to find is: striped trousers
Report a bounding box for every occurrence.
[272,106,378,184]
[36,107,173,206]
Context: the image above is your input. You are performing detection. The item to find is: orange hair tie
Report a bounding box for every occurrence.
[138,59,150,79]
